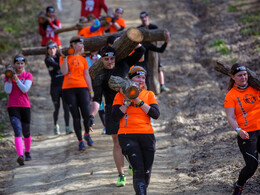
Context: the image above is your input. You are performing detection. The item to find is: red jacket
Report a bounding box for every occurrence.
[39,18,62,46]
[80,0,108,18]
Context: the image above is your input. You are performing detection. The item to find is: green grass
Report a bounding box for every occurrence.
[239,12,259,37]
[211,40,232,55]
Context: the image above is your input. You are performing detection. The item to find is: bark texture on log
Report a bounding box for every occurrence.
[22,47,73,56]
[138,28,167,42]
[108,76,141,99]
[148,49,160,94]
[214,61,260,90]
[89,27,143,79]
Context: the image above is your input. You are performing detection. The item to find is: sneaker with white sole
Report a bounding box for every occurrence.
[116,174,126,187]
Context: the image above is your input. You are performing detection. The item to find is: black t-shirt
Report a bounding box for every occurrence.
[44,55,64,87]
[92,46,145,108]
[137,23,158,30]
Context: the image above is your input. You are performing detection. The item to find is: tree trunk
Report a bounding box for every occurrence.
[214,61,260,90]
[148,49,160,94]
[108,76,141,99]
[21,28,167,56]
[89,27,143,79]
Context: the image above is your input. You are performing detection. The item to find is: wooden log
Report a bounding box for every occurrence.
[108,76,141,99]
[214,61,260,90]
[148,49,160,94]
[89,27,143,79]
[21,28,166,56]
[138,28,167,42]
[4,63,15,78]
[22,47,74,56]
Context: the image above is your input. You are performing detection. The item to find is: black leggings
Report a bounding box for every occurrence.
[8,107,31,138]
[119,134,156,195]
[237,130,260,186]
[62,88,90,141]
[50,86,70,126]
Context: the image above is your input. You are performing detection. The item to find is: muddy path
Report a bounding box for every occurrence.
[1,0,260,194]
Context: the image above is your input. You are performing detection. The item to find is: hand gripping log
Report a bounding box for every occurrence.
[108,76,141,99]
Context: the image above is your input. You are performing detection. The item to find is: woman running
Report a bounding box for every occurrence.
[4,54,33,166]
[224,63,260,195]
[112,66,160,194]
[60,36,94,151]
[44,41,72,135]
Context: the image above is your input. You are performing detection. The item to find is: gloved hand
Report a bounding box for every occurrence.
[88,115,95,127]
[111,17,115,23]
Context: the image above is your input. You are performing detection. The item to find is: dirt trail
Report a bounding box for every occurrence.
[2,0,176,194]
[2,0,260,194]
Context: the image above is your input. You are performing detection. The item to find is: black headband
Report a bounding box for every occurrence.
[14,56,25,63]
[128,70,146,79]
[70,38,84,43]
[140,12,148,18]
[47,7,55,12]
[47,43,57,48]
[232,66,247,75]
[102,52,115,57]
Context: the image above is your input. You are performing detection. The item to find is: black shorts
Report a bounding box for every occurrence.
[8,107,31,124]
[105,105,119,135]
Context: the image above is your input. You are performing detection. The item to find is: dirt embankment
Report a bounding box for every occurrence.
[0,0,260,194]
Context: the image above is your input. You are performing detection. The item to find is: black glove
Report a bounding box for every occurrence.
[111,17,115,23]
[88,115,95,127]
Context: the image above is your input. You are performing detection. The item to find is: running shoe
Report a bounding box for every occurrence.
[116,174,126,187]
[160,84,170,92]
[78,141,86,151]
[84,134,94,146]
[25,152,32,161]
[128,166,133,176]
[233,182,244,195]
[54,124,60,135]
[65,126,73,135]
[17,155,24,166]
[101,128,106,135]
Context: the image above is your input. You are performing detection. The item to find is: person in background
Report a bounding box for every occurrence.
[79,0,108,18]
[39,6,62,47]
[85,51,106,134]
[77,14,104,38]
[60,36,94,151]
[4,54,33,166]
[111,66,160,195]
[89,44,145,187]
[138,11,169,92]
[44,41,72,135]
[224,63,260,195]
[106,8,126,33]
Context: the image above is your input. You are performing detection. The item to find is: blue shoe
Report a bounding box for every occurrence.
[65,126,73,135]
[101,128,106,135]
[25,152,32,161]
[78,141,86,151]
[84,134,94,146]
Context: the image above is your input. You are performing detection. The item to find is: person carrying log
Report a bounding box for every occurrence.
[138,11,170,92]
[79,0,109,18]
[111,66,160,195]
[38,6,62,47]
[77,14,104,38]
[59,36,94,151]
[44,41,72,135]
[105,8,126,33]
[223,63,260,195]
[88,44,145,187]
[4,54,33,166]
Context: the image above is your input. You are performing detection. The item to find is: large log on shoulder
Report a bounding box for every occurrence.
[214,61,260,90]
[108,76,141,99]
[21,28,167,56]
[89,27,143,79]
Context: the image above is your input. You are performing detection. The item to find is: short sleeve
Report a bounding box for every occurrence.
[224,93,235,108]
[148,91,158,105]
[113,93,124,106]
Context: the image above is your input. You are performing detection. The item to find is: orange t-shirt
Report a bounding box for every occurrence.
[60,55,89,89]
[113,90,158,134]
[224,86,260,132]
[78,26,104,38]
[109,18,126,33]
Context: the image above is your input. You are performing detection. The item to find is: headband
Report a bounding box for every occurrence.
[116,8,124,13]
[232,66,247,75]
[128,70,146,79]
[47,43,57,48]
[102,52,115,57]
[47,7,55,12]
[140,12,148,18]
[14,56,25,63]
[70,38,84,43]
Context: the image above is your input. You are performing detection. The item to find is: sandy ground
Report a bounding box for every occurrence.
[1,0,260,194]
